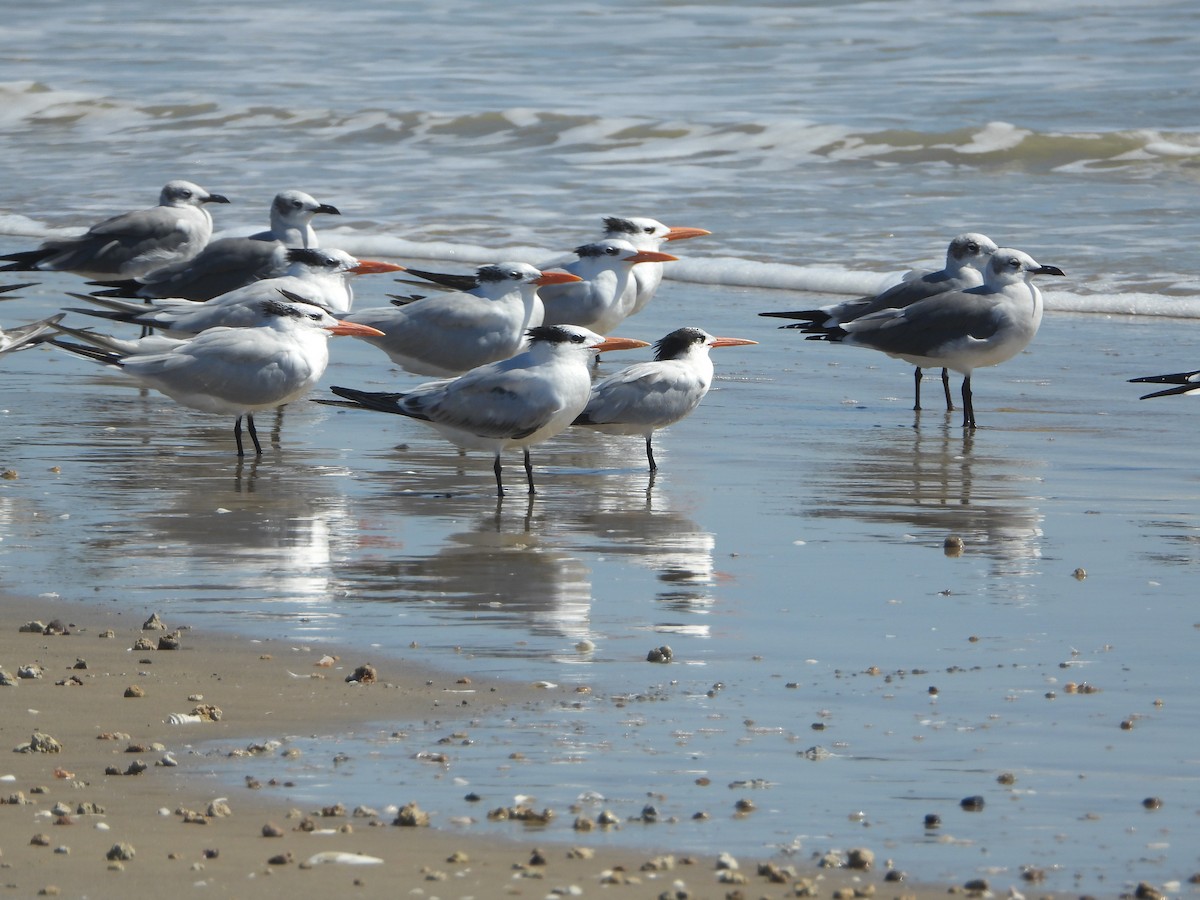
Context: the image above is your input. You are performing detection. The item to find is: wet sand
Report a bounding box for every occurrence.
[0,593,989,900]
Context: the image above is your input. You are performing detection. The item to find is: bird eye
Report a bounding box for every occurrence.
[179,190,192,198]
[605,247,619,256]
[291,200,303,209]
[967,242,978,253]
[643,226,656,234]
[508,270,522,280]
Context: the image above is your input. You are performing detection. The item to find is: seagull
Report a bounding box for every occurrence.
[0,180,230,279]
[1130,368,1200,399]
[0,314,66,355]
[89,190,341,301]
[805,248,1065,428]
[595,216,711,316]
[65,248,404,336]
[573,327,757,472]
[760,233,999,410]
[47,298,384,456]
[538,239,679,334]
[345,263,582,376]
[320,324,649,497]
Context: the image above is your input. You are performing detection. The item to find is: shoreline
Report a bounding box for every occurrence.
[0,592,1020,900]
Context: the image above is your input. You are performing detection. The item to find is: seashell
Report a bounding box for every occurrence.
[165,713,204,725]
[303,851,384,866]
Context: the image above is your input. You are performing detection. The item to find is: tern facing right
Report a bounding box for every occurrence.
[48,298,384,456]
[345,262,582,376]
[807,248,1065,429]
[573,327,757,472]
[322,325,649,497]
[1,180,230,280]
[66,248,403,337]
[760,232,998,410]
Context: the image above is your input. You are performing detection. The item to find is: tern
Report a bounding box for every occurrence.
[345,263,582,376]
[573,327,757,472]
[760,233,999,410]
[65,248,404,336]
[1130,369,1200,399]
[89,190,341,301]
[596,216,711,316]
[47,298,384,456]
[538,239,678,334]
[0,314,66,355]
[806,248,1065,428]
[0,180,229,279]
[321,324,649,497]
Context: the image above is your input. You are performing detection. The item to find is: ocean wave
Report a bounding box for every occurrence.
[6,81,1198,176]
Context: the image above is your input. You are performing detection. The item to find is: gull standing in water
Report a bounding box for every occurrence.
[573,326,757,472]
[1,180,229,279]
[760,233,999,410]
[89,190,341,301]
[321,325,648,497]
[805,248,1064,428]
[47,298,383,456]
[65,248,404,336]
[345,262,581,376]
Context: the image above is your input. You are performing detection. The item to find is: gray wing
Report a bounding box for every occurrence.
[842,290,1004,357]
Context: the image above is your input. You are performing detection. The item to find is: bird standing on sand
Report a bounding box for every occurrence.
[47,298,384,456]
[90,190,341,301]
[573,326,757,472]
[760,233,999,410]
[345,263,581,376]
[1,180,229,280]
[805,248,1064,428]
[321,324,649,497]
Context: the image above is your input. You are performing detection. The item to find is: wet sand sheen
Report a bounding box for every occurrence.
[1,264,1199,895]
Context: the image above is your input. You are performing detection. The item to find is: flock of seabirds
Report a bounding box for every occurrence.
[0,179,1193,497]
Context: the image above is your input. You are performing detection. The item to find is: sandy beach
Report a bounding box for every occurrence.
[0,592,1006,900]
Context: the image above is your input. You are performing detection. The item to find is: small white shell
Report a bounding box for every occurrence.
[303,851,384,866]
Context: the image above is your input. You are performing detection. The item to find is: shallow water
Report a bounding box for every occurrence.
[3,268,1199,893]
[3,0,1200,892]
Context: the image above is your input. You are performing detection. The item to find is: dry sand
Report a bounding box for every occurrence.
[0,594,1053,900]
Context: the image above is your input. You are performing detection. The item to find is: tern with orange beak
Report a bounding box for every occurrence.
[65,248,404,337]
[321,325,649,497]
[48,298,385,456]
[344,262,582,376]
[574,327,757,472]
[538,239,679,334]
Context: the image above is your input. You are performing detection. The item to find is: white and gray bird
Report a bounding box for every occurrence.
[573,326,757,472]
[0,314,66,355]
[47,298,384,456]
[594,216,710,316]
[65,248,404,337]
[806,248,1065,428]
[538,239,678,334]
[321,324,649,497]
[0,180,229,279]
[760,232,999,410]
[345,262,582,376]
[89,190,341,301]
